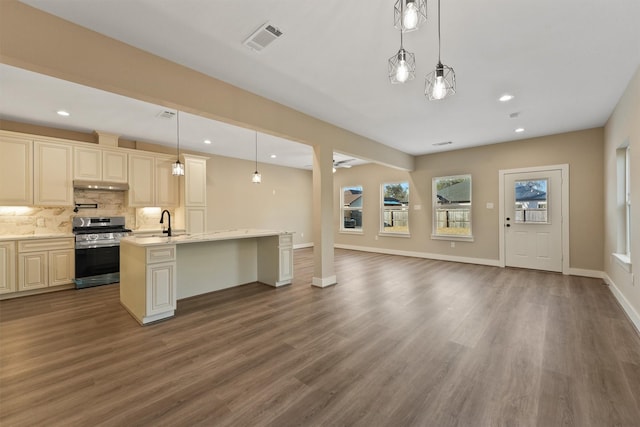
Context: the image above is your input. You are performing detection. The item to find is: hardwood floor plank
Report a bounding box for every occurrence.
[2,248,640,426]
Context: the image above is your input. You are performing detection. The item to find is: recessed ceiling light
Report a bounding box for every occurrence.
[499,94,514,102]
[270,154,277,159]
[57,110,70,116]
[203,139,212,144]
[515,127,525,133]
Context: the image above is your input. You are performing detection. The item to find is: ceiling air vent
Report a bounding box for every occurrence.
[157,110,176,119]
[243,22,283,52]
[433,141,453,146]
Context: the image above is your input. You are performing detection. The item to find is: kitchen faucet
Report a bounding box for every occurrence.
[160,210,172,236]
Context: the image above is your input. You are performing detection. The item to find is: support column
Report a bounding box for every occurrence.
[312,145,337,287]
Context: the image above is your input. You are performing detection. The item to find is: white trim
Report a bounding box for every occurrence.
[378,232,411,238]
[339,230,363,235]
[312,275,337,288]
[499,164,570,274]
[430,234,474,242]
[603,273,640,333]
[334,243,501,267]
[612,253,632,273]
[293,242,314,249]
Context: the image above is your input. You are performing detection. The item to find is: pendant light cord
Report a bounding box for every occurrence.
[176,111,180,157]
[255,132,258,170]
[437,0,441,63]
[400,1,404,48]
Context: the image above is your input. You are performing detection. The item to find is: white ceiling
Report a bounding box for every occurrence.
[3,0,640,168]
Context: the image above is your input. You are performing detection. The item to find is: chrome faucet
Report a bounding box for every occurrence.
[160,210,172,237]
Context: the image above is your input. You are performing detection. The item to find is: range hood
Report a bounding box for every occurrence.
[73,180,129,191]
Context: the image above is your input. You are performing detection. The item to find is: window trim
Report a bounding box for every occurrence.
[613,144,632,270]
[431,174,473,241]
[380,181,410,236]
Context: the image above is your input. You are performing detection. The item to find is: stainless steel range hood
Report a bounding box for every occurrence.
[73,180,129,191]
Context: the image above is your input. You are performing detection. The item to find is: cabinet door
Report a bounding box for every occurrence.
[0,242,17,294]
[74,146,102,180]
[49,249,75,287]
[103,150,128,183]
[146,262,176,316]
[279,235,294,282]
[0,135,33,205]
[155,158,179,207]
[34,141,73,206]
[184,156,207,206]
[128,154,155,207]
[18,251,48,291]
[185,207,207,234]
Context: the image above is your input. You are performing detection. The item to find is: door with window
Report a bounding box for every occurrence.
[504,168,563,272]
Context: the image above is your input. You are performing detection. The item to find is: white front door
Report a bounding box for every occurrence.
[503,168,563,272]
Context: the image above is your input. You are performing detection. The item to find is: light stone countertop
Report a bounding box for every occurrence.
[0,233,75,242]
[120,229,293,247]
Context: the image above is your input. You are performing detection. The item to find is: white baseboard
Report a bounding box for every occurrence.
[567,268,605,279]
[312,275,337,288]
[603,273,640,333]
[334,243,502,267]
[293,242,314,249]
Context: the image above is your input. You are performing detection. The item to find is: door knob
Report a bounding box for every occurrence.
[506,217,511,221]
[506,224,511,227]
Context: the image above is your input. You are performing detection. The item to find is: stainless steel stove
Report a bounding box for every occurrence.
[72,216,132,288]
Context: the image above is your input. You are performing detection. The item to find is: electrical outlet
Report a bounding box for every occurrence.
[36,217,45,227]
[450,241,455,248]
[300,232,304,238]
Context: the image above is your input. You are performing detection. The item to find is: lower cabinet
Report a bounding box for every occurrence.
[0,241,17,294]
[278,234,294,283]
[17,238,74,292]
[120,242,177,325]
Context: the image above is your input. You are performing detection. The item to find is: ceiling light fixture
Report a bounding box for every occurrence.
[204,139,211,144]
[388,8,416,84]
[252,131,262,184]
[394,0,427,32]
[172,111,185,176]
[425,0,455,100]
[499,94,514,102]
[270,154,277,159]
[57,110,70,116]
[515,127,525,133]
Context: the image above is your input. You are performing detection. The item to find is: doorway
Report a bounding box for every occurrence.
[499,165,569,273]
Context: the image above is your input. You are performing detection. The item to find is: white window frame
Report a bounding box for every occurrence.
[431,174,474,242]
[340,185,363,234]
[613,144,632,271]
[379,182,410,237]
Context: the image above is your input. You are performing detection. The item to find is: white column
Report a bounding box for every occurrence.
[312,145,337,287]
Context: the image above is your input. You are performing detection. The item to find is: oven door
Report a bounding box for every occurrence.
[74,244,121,288]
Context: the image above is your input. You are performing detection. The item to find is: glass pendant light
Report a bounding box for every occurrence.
[388,17,416,84]
[394,0,427,32]
[172,111,185,176]
[252,131,261,184]
[425,0,455,100]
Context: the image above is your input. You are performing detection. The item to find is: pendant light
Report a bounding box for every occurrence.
[172,111,185,176]
[425,0,455,100]
[388,10,416,84]
[252,131,261,184]
[394,0,427,32]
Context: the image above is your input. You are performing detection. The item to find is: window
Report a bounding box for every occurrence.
[514,179,548,224]
[614,144,631,269]
[341,185,363,232]
[432,174,473,240]
[381,182,409,235]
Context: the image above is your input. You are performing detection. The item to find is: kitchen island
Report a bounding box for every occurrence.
[119,229,293,325]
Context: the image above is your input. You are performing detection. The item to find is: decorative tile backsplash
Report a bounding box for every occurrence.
[0,190,174,236]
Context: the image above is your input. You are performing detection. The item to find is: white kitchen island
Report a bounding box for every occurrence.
[119,229,293,325]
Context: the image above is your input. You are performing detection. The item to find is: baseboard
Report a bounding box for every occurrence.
[603,273,640,334]
[567,268,605,279]
[294,242,314,249]
[312,275,337,288]
[334,243,502,267]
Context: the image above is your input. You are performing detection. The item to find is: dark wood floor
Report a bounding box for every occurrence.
[1,248,640,427]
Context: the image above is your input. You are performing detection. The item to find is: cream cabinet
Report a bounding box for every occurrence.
[185,207,207,234]
[0,135,33,205]
[278,233,294,283]
[18,238,75,292]
[128,153,179,208]
[74,146,128,183]
[0,241,17,294]
[120,243,177,325]
[180,154,208,233]
[34,141,73,206]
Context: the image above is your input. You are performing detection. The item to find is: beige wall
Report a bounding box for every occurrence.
[604,66,640,321]
[335,128,604,271]
[204,156,313,247]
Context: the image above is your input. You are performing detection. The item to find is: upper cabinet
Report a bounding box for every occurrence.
[0,135,33,205]
[183,155,207,207]
[128,153,179,208]
[33,141,73,206]
[74,146,128,183]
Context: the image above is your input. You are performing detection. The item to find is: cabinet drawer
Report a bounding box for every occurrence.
[19,238,74,253]
[146,245,176,264]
